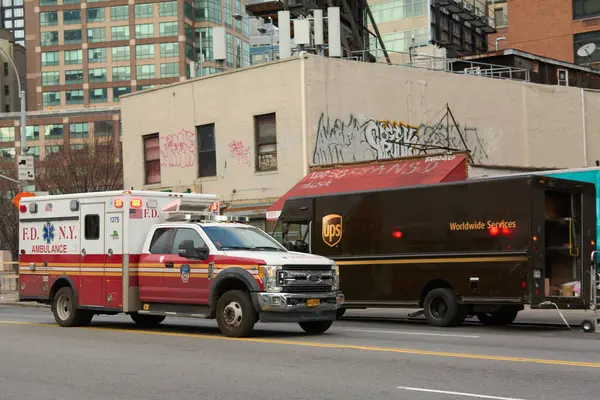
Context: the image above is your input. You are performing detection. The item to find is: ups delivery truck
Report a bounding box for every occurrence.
[272,175,597,327]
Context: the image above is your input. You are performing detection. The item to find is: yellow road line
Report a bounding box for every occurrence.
[0,320,598,369]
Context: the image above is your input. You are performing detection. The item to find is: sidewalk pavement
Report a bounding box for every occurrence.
[0,292,49,308]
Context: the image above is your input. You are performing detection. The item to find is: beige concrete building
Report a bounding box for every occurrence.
[0,29,26,114]
[120,54,600,228]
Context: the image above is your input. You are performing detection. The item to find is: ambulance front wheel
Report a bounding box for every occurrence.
[52,286,94,327]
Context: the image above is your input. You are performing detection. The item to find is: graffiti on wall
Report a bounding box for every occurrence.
[160,129,197,169]
[228,140,251,166]
[313,106,489,165]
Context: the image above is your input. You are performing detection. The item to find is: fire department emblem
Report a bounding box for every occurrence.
[180,264,191,283]
[42,222,55,245]
[322,214,342,247]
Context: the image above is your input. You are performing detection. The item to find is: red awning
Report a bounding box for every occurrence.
[266,154,468,220]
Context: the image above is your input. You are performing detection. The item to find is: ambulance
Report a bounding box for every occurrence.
[17,190,344,337]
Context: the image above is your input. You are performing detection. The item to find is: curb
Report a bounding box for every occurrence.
[0,302,50,309]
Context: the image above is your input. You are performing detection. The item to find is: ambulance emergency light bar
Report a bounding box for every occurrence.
[162,197,220,221]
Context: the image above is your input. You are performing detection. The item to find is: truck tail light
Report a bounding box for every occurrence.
[392,230,403,239]
[521,281,527,289]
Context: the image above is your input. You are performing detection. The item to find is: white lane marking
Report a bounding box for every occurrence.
[397,386,526,400]
[344,328,480,338]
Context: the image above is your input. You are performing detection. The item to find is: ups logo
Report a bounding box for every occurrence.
[322,214,342,247]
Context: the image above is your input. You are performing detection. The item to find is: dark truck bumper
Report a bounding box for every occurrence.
[254,291,345,323]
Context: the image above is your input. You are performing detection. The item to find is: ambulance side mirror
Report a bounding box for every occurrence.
[178,240,209,260]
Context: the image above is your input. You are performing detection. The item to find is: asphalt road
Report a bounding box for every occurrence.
[0,306,599,400]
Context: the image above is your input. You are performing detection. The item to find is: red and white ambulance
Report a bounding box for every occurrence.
[17,190,344,337]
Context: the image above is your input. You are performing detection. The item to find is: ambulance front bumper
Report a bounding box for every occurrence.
[254,291,344,323]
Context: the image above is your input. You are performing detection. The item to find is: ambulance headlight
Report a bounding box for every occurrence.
[259,265,283,292]
[332,263,340,291]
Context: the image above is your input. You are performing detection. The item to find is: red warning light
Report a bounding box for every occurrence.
[19,204,27,213]
[501,227,511,235]
[392,230,403,239]
[489,226,499,236]
[113,198,124,208]
[521,281,527,289]
[130,198,142,208]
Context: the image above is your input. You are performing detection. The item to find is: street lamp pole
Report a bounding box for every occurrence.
[0,45,26,156]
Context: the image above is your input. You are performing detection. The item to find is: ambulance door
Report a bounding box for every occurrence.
[79,203,106,307]
[104,211,124,308]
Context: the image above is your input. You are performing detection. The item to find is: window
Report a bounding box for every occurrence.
[69,122,88,138]
[64,29,82,44]
[45,145,62,156]
[88,67,107,82]
[185,23,193,40]
[66,90,84,105]
[149,228,170,253]
[89,88,108,103]
[41,31,58,46]
[160,62,179,77]
[63,10,81,24]
[27,146,41,159]
[160,21,178,37]
[84,215,100,240]
[202,225,284,251]
[226,33,233,67]
[136,44,154,59]
[4,85,8,95]
[86,7,104,22]
[171,228,206,254]
[160,42,179,58]
[196,27,213,61]
[0,127,15,142]
[186,43,193,59]
[184,2,193,19]
[234,0,241,32]
[134,3,153,18]
[4,105,8,112]
[111,25,129,41]
[243,42,249,67]
[94,120,114,136]
[88,47,106,63]
[113,86,131,102]
[235,36,242,68]
[136,64,155,80]
[64,49,82,65]
[369,0,427,24]
[574,0,600,20]
[112,46,130,61]
[26,126,40,140]
[42,91,60,107]
[137,85,155,91]
[111,5,129,20]
[224,0,232,28]
[40,0,56,5]
[159,1,177,17]
[112,66,131,81]
[197,123,216,177]
[254,113,277,171]
[494,7,508,28]
[40,11,58,26]
[144,134,161,184]
[195,0,221,23]
[44,124,64,139]
[41,71,60,86]
[135,23,154,39]
[65,69,83,84]
[87,27,106,42]
[2,62,7,76]
[371,28,429,53]
[1,147,15,160]
[63,0,80,4]
[575,30,600,64]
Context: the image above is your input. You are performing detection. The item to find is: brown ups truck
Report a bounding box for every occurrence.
[272,175,597,327]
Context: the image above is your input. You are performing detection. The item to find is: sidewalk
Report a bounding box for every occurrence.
[0,292,49,308]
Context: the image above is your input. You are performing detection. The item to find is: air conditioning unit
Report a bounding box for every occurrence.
[557,69,568,86]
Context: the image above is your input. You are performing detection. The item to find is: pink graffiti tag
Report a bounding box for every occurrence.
[228,140,251,166]
[160,129,197,169]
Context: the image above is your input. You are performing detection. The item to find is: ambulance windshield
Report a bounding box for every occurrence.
[202,225,287,252]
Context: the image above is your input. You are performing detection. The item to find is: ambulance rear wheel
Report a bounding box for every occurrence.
[130,313,166,328]
[53,286,91,327]
[216,290,257,338]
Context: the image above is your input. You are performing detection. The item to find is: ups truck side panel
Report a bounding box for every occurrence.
[311,177,533,307]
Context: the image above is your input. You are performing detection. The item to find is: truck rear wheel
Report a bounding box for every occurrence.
[423,288,465,327]
[299,320,333,334]
[477,306,519,326]
[130,313,166,328]
[52,286,93,327]
[216,290,257,338]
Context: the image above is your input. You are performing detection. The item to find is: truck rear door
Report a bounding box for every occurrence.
[104,211,123,308]
[79,203,105,307]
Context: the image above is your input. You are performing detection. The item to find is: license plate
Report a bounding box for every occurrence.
[307,298,320,307]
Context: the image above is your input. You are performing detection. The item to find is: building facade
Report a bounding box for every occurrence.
[0,29,25,113]
[120,54,600,227]
[487,0,600,66]
[24,0,250,111]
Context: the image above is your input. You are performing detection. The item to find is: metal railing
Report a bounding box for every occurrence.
[344,49,530,82]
